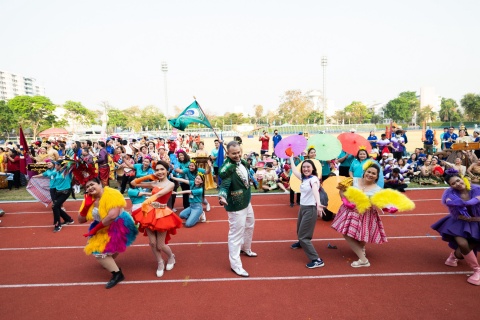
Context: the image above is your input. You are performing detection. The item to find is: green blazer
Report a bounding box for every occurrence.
[218,158,252,212]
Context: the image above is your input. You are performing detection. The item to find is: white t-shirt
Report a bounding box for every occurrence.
[299,176,320,206]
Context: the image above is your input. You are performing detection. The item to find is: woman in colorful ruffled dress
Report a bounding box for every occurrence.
[431,173,480,286]
[78,177,138,289]
[332,161,414,267]
[131,160,183,277]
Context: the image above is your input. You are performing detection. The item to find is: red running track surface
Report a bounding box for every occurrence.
[0,188,478,319]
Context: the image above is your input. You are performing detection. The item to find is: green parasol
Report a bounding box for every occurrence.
[306,134,342,160]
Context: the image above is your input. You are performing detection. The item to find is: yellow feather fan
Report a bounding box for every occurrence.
[344,187,371,214]
[370,189,415,212]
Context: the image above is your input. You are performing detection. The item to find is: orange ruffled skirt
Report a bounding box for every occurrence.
[132,205,182,243]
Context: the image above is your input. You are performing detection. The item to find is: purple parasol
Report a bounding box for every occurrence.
[274,135,308,159]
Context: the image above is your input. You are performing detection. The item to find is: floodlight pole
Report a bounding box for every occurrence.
[162,61,169,131]
[321,56,328,127]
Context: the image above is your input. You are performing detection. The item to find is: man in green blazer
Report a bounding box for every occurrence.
[218,141,257,277]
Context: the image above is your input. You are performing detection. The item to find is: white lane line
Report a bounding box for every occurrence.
[0,213,449,229]
[0,235,440,251]
[0,271,470,289]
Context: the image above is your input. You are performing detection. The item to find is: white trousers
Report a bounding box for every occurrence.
[228,203,255,269]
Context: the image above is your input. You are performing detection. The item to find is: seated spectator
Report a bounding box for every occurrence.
[384,168,407,192]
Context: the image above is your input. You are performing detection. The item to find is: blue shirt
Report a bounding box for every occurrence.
[42,168,57,189]
[54,171,72,191]
[133,163,154,178]
[189,186,204,203]
[367,135,378,148]
[443,132,458,149]
[183,167,206,184]
[338,151,354,168]
[272,134,282,148]
[128,188,148,205]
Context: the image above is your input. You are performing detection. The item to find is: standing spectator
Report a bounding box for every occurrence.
[97,141,110,187]
[390,130,406,160]
[6,147,21,190]
[272,130,282,156]
[443,127,458,150]
[423,127,435,155]
[439,127,449,151]
[210,139,221,186]
[167,137,177,155]
[259,130,270,155]
[337,150,355,177]
[400,129,408,157]
[377,133,391,155]
[367,131,378,149]
[218,141,257,277]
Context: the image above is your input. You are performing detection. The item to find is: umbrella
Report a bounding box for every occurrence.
[322,175,347,213]
[289,159,322,193]
[306,134,342,160]
[337,132,372,155]
[38,127,69,138]
[274,135,308,159]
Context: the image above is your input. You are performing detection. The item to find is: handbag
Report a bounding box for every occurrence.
[310,178,329,207]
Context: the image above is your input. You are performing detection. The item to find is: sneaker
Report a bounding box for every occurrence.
[172,208,177,213]
[351,259,370,268]
[206,203,211,212]
[289,203,294,207]
[199,211,206,223]
[306,258,325,269]
[290,242,301,249]
[63,220,75,225]
[53,225,62,233]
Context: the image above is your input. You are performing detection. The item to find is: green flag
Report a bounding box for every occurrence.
[168,101,212,130]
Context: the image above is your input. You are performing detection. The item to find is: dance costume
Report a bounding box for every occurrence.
[131,175,182,243]
[332,178,415,243]
[431,185,480,250]
[80,187,138,256]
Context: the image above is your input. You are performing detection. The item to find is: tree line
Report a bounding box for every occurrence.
[1,90,479,138]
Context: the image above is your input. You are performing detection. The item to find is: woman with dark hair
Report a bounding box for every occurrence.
[50,160,75,232]
[289,155,326,269]
[131,161,183,277]
[172,172,207,227]
[332,162,386,268]
[174,150,191,209]
[431,173,480,285]
[367,131,378,149]
[78,177,138,289]
[175,159,212,214]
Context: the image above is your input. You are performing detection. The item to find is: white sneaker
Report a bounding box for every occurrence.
[172,208,177,213]
[166,254,175,271]
[206,202,211,212]
[200,211,206,222]
[156,260,165,277]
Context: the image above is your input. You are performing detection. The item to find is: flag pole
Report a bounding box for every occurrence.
[194,98,227,154]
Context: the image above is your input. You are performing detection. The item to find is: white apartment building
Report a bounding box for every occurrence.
[0,69,46,101]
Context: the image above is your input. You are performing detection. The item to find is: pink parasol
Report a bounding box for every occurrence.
[274,135,308,159]
[337,132,372,155]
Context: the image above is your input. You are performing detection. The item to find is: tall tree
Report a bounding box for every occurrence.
[439,98,461,122]
[460,93,480,121]
[7,95,56,138]
[277,90,313,124]
[140,105,166,130]
[254,105,264,122]
[344,101,369,123]
[384,91,419,122]
[62,101,97,128]
[417,105,437,123]
[123,106,143,131]
[0,100,16,138]
[107,108,129,132]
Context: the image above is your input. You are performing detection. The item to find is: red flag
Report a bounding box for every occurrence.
[19,126,30,175]
[19,126,29,151]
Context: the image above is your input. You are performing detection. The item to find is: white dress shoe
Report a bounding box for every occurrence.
[240,249,258,257]
[166,254,176,271]
[231,267,249,277]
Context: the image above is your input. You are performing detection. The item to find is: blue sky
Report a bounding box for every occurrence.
[1,0,479,116]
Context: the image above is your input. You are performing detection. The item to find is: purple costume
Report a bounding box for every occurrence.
[431,184,480,250]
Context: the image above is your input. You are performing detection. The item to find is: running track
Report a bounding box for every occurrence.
[0,189,478,320]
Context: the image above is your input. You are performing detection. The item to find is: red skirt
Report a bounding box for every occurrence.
[132,206,182,243]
